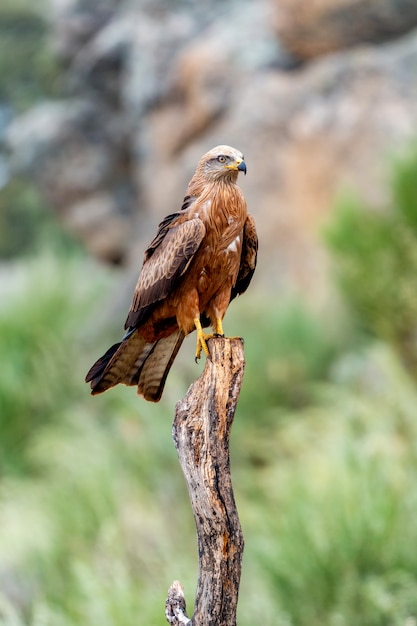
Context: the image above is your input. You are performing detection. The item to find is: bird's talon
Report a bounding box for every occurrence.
[195,343,203,362]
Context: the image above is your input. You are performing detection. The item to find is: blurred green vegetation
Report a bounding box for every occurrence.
[0,178,81,260]
[0,256,101,475]
[325,146,417,373]
[0,0,59,110]
[1,145,417,625]
[0,0,64,261]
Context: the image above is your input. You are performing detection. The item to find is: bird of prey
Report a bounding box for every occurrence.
[85,145,258,402]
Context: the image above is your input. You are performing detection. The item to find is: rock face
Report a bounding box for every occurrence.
[6,0,417,302]
[7,98,136,263]
[273,0,417,62]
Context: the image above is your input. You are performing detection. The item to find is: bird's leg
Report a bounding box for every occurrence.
[214,317,225,337]
[194,317,214,362]
[194,316,241,362]
[213,317,241,340]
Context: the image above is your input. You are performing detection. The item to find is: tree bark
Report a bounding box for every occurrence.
[165,337,245,626]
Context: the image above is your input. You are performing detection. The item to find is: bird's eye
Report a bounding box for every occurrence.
[217,155,227,164]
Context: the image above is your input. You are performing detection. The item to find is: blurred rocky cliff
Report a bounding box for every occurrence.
[5,0,417,302]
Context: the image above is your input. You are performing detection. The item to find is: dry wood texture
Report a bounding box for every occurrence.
[165,337,245,626]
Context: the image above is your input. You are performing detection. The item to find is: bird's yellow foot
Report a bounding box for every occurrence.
[214,317,242,342]
[213,318,225,337]
[194,317,234,362]
[194,317,213,362]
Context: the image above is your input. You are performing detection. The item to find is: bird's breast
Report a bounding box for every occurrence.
[189,183,247,293]
[226,234,240,254]
[195,231,243,294]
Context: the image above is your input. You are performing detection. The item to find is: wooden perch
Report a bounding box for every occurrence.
[165,337,245,626]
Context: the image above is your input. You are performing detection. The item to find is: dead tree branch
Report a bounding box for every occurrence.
[165,337,245,626]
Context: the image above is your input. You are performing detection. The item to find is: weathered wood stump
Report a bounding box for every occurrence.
[165,337,245,626]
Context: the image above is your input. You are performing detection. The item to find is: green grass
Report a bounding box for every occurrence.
[1,248,417,625]
[230,296,347,413]
[0,253,196,625]
[0,255,98,474]
[325,143,417,374]
[0,179,82,260]
[239,345,417,625]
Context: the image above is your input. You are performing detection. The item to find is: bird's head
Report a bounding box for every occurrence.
[199,145,247,182]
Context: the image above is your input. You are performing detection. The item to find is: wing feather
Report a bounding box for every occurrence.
[125,217,205,329]
[231,213,258,300]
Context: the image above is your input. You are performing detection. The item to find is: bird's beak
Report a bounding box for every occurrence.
[225,158,247,175]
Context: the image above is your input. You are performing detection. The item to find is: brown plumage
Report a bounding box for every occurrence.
[85,145,258,402]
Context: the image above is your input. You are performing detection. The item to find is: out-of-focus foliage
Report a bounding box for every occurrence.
[0,0,63,260]
[1,256,417,626]
[234,298,348,414]
[0,0,59,110]
[325,145,417,372]
[241,344,417,626]
[0,178,80,259]
[0,256,106,474]
[0,180,43,259]
[2,143,417,625]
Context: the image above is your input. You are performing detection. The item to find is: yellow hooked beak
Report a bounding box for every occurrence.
[224,158,247,175]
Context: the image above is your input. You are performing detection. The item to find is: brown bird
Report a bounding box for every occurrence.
[85,145,258,402]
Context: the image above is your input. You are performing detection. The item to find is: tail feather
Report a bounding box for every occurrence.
[85,341,123,390]
[136,330,185,402]
[85,329,185,401]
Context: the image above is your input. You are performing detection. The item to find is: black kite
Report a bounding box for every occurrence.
[85,145,258,401]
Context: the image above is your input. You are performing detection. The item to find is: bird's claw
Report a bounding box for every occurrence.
[195,332,213,363]
[194,317,226,363]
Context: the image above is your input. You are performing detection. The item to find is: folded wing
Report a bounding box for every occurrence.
[231,213,258,300]
[86,211,206,400]
[125,216,206,329]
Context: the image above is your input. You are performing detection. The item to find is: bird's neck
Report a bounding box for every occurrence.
[187,170,239,197]
[187,179,247,234]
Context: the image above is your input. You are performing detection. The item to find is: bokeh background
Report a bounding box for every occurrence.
[2,0,417,624]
